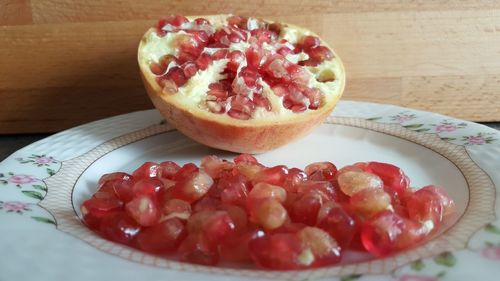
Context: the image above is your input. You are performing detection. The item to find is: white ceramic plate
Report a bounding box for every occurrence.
[1,101,499,281]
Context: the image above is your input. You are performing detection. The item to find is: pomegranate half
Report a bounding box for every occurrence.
[138,15,345,153]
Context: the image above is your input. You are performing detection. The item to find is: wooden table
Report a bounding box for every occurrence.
[1,0,500,133]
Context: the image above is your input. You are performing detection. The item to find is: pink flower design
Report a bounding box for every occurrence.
[399,274,437,281]
[0,201,32,214]
[34,157,54,165]
[435,124,457,133]
[8,174,37,184]
[481,246,500,260]
[466,136,486,145]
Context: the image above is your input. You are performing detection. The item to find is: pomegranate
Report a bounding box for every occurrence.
[138,15,345,153]
[81,156,456,269]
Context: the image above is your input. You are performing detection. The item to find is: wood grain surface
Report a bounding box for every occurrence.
[1,0,499,133]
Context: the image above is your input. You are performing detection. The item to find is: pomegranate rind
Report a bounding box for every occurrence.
[138,15,345,153]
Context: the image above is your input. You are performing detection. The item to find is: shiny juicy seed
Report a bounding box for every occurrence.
[194,17,210,25]
[181,62,198,78]
[305,161,337,181]
[132,162,159,178]
[316,201,357,250]
[125,195,161,226]
[300,35,321,51]
[165,66,188,87]
[249,233,304,270]
[367,162,410,196]
[178,233,219,265]
[83,151,455,267]
[297,226,341,267]
[195,53,213,70]
[171,169,214,203]
[162,198,192,220]
[99,212,141,245]
[157,161,181,180]
[336,170,384,196]
[136,218,186,253]
[252,165,289,186]
[350,188,392,219]
[361,210,426,257]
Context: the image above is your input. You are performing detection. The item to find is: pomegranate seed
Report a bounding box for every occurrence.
[136,218,186,253]
[205,100,226,114]
[305,161,337,181]
[169,15,189,26]
[125,195,161,226]
[194,18,210,25]
[193,196,221,212]
[406,186,455,231]
[317,201,357,249]
[98,172,131,187]
[227,15,248,29]
[99,212,141,245]
[251,28,277,44]
[165,66,188,87]
[132,162,159,179]
[350,188,392,219]
[277,46,293,56]
[227,50,245,72]
[203,210,236,245]
[305,46,334,65]
[248,182,287,203]
[289,190,325,225]
[112,179,134,203]
[131,178,164,198]
[234,154,259,164]
[228,95,255,120]
[236,162,264,179]
[249,232,304,269]
[181,62,198,78]
[252,199,288,230]
[296,181,336,201]
[220,229,264,263]
[157,161,181,179]
[187,210,213,234]
[283,168,308,193]
[162,198,192,220]
[178,233,219,265]
[297,226,341,267]
[246,48,267,69]
[300,35,321,51]
[218,204,249,234]
[188,30,209,45]
[336,170,383,196]
[251,165,289,186]
[211,49,229,60]
[367,162,410,196]
[173,163,198,180]
[195,53,213,70]
[200,155,234,179]
[171,169,213,203]
[271,83,289,97]
[81,197,122,229]
[252,94,272,111]
[361,210,426,257]
[219,173,249,207]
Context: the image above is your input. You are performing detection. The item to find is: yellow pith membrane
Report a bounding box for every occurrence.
[138,15,345,153]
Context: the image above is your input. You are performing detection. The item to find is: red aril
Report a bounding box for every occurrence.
[219,172,249,208]
[162,198,192,220]
[125,195,161,226]
[178,233,219,265]
[336,170,383,196]
[98,172,132,187]
[316,201,357,250]
[251,165,289,186]
[202,210,236,245]
[350,188,392,219]
[200,155,234,179]
[81,197,122,229]
[220,229,264,263]
[131,178,164,197]
[132,162,159,178]
[251,199,288,230]
[248,182,287,204]
[367,162,410,196]
[233,153,259,164]
[304,161,337,181]
[297,226,341,267]
[300,35,321,51]
[289,190,325,225]
[218,204,248,234]
[283,168,308,193]
[99,212,141,245]
[187,210,213,234]
[171,169,213,203]
[406,186,454,231]
[136,218,186,253]
[361,210,426,257]
[157,161,181,179]
[296,181,336,201]
[195,53,213,70]
[249,232,303,269]
[192,196,221,212]
[112,179,135,203]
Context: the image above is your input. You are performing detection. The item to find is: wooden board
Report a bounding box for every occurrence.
[1,0,500,133]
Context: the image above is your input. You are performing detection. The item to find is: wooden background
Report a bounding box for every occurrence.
[1,0,500,133]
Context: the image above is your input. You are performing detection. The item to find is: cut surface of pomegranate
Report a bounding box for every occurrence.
[138,14,345,153]
[81,155,455,270]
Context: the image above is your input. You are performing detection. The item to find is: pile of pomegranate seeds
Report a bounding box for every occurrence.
[81,155,455,269]
[149,15,336,120]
